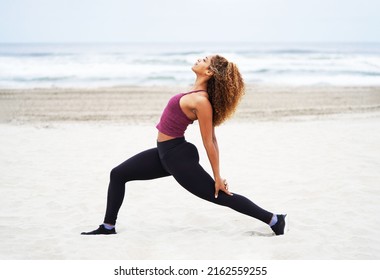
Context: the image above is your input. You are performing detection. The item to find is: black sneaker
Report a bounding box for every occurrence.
[271,214,288,236]
[81,224,116,235]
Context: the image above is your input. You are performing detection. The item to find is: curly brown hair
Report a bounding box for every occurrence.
[207,55,245,126]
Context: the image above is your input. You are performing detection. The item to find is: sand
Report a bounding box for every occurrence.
[0,85,380,124]
[0,85,380,260]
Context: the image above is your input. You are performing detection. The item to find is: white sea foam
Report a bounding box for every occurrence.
[0,42,379,88]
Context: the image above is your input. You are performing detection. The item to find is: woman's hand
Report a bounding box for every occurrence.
[214,177,233,198]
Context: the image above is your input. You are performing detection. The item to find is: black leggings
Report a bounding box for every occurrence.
[104,137,273,225]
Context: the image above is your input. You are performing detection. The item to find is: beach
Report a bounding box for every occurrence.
[1,85,380,123]
[1,85,380,260]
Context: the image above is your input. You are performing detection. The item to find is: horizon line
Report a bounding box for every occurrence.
[1,41,380,45]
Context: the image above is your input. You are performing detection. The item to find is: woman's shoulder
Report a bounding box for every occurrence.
[182,90,211,110]
[181,92,211,110]
[191,93,213,115]
[191,92,210,106]
[189,90,208,100]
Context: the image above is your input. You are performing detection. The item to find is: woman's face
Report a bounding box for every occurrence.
[192,56,213,77]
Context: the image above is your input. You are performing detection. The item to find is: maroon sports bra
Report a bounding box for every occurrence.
[156,90,205,138]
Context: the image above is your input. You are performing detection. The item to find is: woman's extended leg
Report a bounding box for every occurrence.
[161,142,274,224]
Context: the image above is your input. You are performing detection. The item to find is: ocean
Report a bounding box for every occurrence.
[0,42,379,88]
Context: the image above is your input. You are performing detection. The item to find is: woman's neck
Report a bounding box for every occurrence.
[191,76,208,92]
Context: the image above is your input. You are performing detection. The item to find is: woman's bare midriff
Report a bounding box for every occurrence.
[157,131,176,142]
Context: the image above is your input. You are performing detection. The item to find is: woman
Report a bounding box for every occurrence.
[81,55,287,236]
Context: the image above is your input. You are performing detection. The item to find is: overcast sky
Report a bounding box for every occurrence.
[0,0,379,43]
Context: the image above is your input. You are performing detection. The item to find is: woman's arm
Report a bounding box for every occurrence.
[195,97,233,198]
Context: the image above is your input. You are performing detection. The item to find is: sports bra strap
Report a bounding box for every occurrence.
[184,89,207,94]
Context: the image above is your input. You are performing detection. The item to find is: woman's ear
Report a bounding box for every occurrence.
[206,69,214,77]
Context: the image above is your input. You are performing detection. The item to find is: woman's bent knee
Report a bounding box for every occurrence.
[110,166,124,182]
